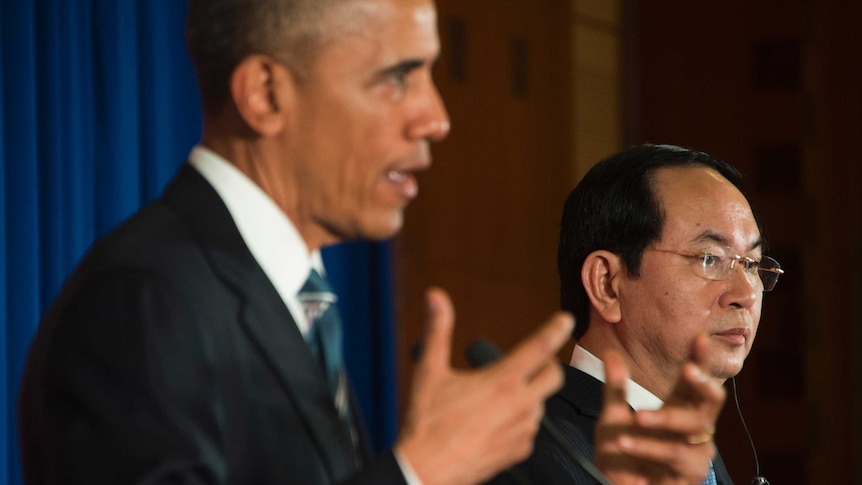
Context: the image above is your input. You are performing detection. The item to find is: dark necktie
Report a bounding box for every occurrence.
[297,269,362,464]
[297,269,343,401]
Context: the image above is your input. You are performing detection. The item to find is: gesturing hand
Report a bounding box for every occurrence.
[596,334,726,485]
[397,287,573,485]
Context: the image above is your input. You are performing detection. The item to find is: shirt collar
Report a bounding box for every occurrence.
[570,345,664,411]
[188,145,323,336]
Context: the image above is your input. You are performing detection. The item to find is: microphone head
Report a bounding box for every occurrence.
[410,340,424,362]
[465,339,502,368]
[751,477,770,485]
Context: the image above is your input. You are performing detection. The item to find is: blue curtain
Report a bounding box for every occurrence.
[0,2,397,483]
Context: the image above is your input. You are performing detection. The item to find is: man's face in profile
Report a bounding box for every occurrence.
[616,166,764,390]
[279,0,450,244]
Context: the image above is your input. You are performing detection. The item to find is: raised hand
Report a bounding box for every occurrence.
[396,287,573,485]
[596,334,726,484]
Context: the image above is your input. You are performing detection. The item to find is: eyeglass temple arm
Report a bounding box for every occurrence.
[758,267,785,275]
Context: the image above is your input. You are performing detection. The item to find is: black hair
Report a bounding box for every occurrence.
[558,143,747,340]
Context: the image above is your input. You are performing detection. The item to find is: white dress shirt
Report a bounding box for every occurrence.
[188,145,322,339]
[187,146,422,485]
[571,346,717,483]
[570,345,664,410]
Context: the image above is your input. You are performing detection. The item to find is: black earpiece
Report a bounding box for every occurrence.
[732,377,770,485]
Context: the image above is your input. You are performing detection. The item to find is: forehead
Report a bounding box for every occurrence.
[315,0,439,64]
[652,165,761,251]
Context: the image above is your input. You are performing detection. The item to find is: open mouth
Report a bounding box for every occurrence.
[387,170,409,183]
[385,169,419,199]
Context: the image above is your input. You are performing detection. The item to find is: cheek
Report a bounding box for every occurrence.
[620,283,679,335]
[327,132,384,201]
[339,154,387,212]
[633,278,693,319]
[631,281,710,342]
[338,113,395,170]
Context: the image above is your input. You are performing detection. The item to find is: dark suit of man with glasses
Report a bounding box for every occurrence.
[495,144,783,485]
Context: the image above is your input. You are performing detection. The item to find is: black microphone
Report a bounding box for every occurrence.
[466,339,613,485]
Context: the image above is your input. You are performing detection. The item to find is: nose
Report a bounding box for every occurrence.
[407,79,450,142]
[720,262,759,309]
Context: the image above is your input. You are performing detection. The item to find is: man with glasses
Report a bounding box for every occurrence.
[500,144,782,484]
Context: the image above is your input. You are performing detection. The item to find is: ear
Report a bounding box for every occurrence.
[581,250,623,323]
[229,55,291,136]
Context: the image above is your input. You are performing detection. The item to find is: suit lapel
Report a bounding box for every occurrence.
[560,365,737,484]
[239,290,357,478]
[712,451,734,485]
[160,164,357,480]
[557,365,605,420]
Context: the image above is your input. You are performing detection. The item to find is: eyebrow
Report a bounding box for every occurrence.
[373,58,428,81]
[693,229,765,252]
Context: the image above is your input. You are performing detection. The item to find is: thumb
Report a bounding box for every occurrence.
[419,287,455,373]
[666,334,724,409]
[689,333,710,368]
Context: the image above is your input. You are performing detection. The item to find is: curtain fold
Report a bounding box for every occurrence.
[324,241,398,453]
[2,3,41,482]
[1,3,397,483]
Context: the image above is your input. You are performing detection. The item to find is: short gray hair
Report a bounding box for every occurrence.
[185,0,346,114]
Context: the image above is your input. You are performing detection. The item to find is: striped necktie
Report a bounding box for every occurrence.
[297,269,346,410]
[297,269,362,465]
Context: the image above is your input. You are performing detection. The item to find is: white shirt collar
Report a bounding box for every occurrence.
[188,145,322,337]
[570,345,664,411]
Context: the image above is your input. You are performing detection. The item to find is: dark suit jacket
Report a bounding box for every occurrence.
[18,164,405,484]
[489,365,734,484]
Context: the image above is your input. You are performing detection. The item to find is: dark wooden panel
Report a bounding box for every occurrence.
[394,0,574,417]
[636,0,861,482]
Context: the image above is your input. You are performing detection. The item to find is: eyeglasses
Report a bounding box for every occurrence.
[646,246,785,292]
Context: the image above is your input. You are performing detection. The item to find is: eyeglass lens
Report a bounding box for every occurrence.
[757,256,782,291]
[699,251,782,291]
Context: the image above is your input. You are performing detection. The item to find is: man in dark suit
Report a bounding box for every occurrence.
[17,0,576,483]
[502,144,782,484]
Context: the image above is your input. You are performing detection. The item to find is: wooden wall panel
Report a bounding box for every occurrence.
[393,0,574,414]
[392,1,860,483]
[635,1,861,482]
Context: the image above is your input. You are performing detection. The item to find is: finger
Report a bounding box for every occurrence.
[679,361,726,417]
[636,364,725,437]
[689,333,709,367]
[523,358,564,399]
[618,434,715,472]
[683,334,725,415]
[496,312,573,379]
[664,361,709,406]
[634,404,717,438]
[603,351,629,400]
[665,335,725,409]
[418,287,455,373]
[596,352,643,483]
[620,436,715,483]
[601,351,632,418]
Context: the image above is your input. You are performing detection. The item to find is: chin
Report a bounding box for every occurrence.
[358,213,404,241]
[711,357,745,380]
[707,342,751,378]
